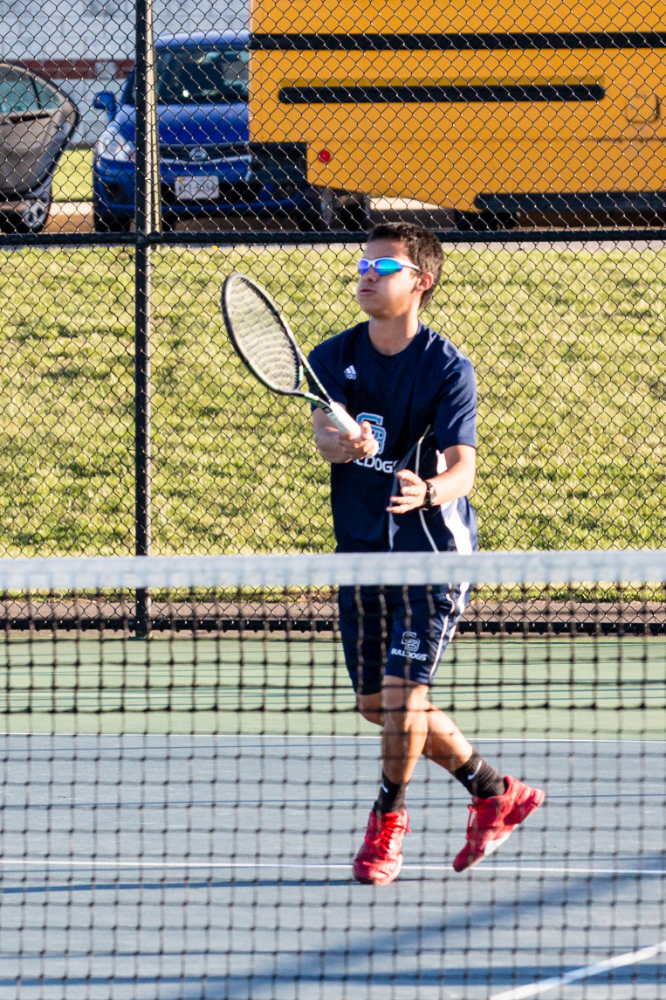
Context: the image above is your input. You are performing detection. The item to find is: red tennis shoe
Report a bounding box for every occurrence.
[352,809,411,885]
[452,775,545,873]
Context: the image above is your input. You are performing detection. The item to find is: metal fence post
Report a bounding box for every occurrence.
[134,0,161,635]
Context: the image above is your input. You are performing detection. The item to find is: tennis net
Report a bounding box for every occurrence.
[1,550,666,1000]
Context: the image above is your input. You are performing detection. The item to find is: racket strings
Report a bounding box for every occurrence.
[227,279,301,392]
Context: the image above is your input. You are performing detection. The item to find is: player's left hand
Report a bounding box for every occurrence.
[387,469,427,514]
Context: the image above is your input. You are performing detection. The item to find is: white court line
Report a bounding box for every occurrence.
[490,938,666,999]
[0,860,353,869]
[2,860,665,875]
[3,735,666,743]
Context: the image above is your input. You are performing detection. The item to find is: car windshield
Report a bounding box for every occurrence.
[129,46,249,105]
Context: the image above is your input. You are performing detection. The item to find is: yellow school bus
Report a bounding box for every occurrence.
[249,0,666,227]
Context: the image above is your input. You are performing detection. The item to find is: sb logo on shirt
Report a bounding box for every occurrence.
[356,413,386,455]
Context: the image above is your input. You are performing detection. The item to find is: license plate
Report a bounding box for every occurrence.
[174,175,219,201]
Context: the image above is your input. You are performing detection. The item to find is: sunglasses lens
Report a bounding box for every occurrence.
[373,258,403,275]
[357,257,405,276]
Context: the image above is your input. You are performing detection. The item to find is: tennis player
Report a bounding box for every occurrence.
[308,222,544,885]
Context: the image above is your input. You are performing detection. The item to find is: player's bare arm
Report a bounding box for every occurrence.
[387,444,476,514]
[312,407,377,464]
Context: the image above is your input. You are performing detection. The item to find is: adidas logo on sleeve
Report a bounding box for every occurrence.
[344,365,357,380]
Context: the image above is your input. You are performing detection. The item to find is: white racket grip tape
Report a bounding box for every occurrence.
[326,402,380,457]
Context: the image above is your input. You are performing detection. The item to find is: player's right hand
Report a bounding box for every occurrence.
[337,420,378,460]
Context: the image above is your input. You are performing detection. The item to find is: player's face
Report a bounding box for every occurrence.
[356,239,432,317]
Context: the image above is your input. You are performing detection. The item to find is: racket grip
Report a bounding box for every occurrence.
[326,402,380,457]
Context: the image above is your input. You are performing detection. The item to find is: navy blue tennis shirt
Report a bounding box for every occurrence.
[308,320,479,554]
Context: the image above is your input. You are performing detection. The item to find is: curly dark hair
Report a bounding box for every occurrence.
[366,222,443,307]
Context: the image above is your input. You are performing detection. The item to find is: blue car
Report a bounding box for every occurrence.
[92,29,368,232]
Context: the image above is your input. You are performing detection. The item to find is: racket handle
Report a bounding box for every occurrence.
[326,402,380,457]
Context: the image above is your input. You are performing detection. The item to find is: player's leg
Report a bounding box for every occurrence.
[337,584,386,703]
[377,586,484,797]
[338,585,412,885]
[422,701,473,770]
[382,585,545,873]
[381,676,429,786]
[357,688,544,872]
[352,591,440,885]
[358,691,473,771]
[345,585,544,879]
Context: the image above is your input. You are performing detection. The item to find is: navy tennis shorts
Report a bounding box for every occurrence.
[338,584,470,695]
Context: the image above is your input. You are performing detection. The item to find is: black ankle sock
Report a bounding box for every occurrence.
[454,752,506,799]
[374,772,408,814]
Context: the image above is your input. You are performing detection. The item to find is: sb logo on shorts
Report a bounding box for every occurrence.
[401,631,420,654]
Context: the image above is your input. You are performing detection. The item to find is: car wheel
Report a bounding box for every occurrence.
[297,209,326,232]
[295,189,332,232]
[339,198,371,233]
[94,210,132,233]
[15,196,51,234]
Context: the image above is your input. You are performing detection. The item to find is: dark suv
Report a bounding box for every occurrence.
[92,30,369,232]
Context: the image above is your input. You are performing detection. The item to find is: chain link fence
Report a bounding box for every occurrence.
[0,0,665,556]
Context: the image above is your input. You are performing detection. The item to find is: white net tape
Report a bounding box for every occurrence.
[0,549,665,590]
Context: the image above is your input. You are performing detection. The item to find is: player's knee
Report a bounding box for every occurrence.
[358,706,384,726]
[383,688,430,733]
[357,692,383,726]
[383,705,414,734]
[383,679,428,713]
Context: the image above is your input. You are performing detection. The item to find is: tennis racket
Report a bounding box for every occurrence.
[222,273,378,452]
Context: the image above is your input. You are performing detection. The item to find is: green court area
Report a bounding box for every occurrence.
[1,634,664,738]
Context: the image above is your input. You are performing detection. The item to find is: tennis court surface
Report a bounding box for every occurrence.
[1,551,665,999]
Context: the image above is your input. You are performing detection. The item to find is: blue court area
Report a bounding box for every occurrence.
[0,735,665,999]
[0,635,665,998]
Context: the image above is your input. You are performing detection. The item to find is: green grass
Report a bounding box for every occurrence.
[0,242,665,555]
[0,634,663,737]
[51,148,93,202]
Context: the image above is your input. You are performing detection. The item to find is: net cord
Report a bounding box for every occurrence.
[0,550,664,590]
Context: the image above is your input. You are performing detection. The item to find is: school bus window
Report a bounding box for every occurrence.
[279,83,607,104]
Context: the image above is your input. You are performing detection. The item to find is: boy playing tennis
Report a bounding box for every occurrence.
[308,222,544,885]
